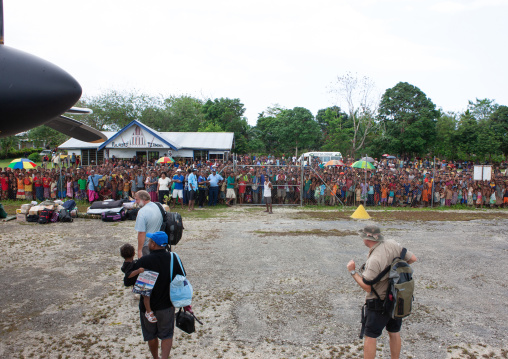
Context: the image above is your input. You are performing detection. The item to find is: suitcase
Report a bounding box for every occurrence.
[101,208,126,222]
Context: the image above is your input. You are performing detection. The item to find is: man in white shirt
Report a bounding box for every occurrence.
[135,190,164,258]
[263,177,273,214]
[157,172,171,204]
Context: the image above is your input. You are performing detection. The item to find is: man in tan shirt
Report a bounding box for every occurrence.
[347,225,417,359]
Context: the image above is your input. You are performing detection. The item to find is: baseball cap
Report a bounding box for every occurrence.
[146,231,168,247]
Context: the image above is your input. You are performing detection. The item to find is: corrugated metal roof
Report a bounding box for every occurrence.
[161,132,234,150]
[58,127,234,151]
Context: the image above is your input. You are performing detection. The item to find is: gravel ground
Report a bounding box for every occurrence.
[0,207,507,359]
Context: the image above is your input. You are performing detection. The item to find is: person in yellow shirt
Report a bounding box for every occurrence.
[24,173,33,201]
[16,174,25,200]
[330,182,338,206]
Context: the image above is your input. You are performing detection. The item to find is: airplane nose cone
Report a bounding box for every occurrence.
[0,45,82,136]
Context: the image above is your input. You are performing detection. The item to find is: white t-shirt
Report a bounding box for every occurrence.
[264,181,272,197]
[158,177,171,191]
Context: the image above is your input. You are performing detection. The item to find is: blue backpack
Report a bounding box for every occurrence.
[170,253,193,308]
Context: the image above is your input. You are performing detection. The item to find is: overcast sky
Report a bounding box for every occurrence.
[5,0,508,125]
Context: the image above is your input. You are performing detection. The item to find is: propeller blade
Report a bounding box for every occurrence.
[67,107,93,115]
[45,115,107,143]
[1,0,4,45]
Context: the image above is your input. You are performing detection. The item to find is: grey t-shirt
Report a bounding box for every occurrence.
[134,202,163,247]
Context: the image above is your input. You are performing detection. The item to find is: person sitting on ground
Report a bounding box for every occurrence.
[120,243,157,323]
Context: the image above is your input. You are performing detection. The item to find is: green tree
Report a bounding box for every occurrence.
[455,110,478,158]
[490,105,508,157]
[78,90,158,131]
[275,107,321,156]
[141,95,205,132]
[378,82,439,156]
[317,107,353,153]
[255,111,280,153]
[467,98,499,122]
[26,125,68,148]
[201,98,250,153]
[434,113,458,159]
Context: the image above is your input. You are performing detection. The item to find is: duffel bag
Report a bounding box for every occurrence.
[101,208,126,222]
[38,209,54,224]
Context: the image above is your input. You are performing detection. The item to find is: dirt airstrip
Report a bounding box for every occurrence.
[0,207,507,359]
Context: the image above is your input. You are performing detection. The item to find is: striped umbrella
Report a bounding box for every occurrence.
[8,158,37,169]
[325,160,345,167]
[157,156,175,164]
[351,160,376,170]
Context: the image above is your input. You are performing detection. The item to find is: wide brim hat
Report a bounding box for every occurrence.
[359,225,384,242]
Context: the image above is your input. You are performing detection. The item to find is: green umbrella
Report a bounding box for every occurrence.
[352,160,376,170]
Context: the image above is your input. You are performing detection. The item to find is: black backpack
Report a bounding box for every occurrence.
[27,214,39,223]
[155,203,184,247]
[59,208,73,223]
[126,208,139,220]
[38,209,54,224]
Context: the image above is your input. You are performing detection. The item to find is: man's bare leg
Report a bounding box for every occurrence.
[148,338,159,359]
[364,336,377,359]
[388,331,401,359]
[160,338,173,359]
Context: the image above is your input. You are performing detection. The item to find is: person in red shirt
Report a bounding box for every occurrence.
[0,172,9,200]
[43,173,51,199]
[34,171,44,201]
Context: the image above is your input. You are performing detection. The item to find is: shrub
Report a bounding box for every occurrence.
[28,153,41,162]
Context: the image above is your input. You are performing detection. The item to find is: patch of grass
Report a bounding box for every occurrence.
[294,210,508,222]
[254,229,358,237]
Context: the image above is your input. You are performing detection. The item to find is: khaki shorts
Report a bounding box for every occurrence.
[226,188,236,199]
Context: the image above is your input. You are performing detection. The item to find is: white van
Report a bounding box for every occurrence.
[298,152,343,166]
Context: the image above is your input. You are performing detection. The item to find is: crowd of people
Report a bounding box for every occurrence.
[1,153,508,209]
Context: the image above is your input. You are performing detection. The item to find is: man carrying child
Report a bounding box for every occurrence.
[122,231,186,359]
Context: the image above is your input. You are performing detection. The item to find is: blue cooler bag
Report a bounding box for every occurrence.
[170,252,193,308]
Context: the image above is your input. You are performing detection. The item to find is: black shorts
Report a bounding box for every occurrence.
[140,307,175,341]
[188,190,196,201]
[364,308,402,338]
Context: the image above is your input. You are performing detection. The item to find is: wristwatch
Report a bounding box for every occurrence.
[350,270,356,276]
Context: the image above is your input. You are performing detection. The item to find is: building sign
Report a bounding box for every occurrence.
[107,125,165,149]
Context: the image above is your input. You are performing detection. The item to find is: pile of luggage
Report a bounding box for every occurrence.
[86,199,170,223]
[17,200,77,224]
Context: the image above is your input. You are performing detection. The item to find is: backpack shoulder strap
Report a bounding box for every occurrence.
[172,252,186,277]
[155,202,166,216]
[170,252,174,281]
[362,265,391,286]
[400,248,407,260]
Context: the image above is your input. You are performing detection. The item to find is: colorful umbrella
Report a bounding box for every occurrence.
[157,156,174,164]
[325,160,345,167]
[382,154,390,157]
[352,160,376,170]
[8,158,37,169]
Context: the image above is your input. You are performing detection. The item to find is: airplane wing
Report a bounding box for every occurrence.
[45,115,107,143]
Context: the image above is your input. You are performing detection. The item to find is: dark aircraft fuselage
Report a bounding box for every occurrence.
[0,45,82,137]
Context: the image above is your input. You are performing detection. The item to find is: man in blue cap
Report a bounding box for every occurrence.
[124,231,185,359]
